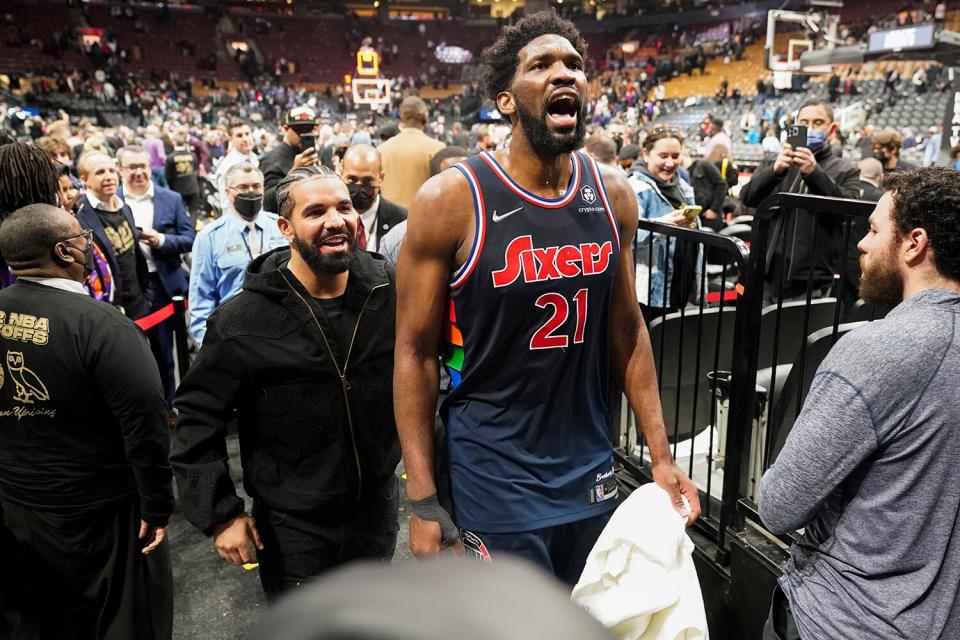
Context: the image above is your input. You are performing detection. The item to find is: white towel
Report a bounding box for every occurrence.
[571,483,709,640]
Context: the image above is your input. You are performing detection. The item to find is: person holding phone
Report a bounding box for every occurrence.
[627,125,703,318]
[740,98,860,304]
[262,106,320,213]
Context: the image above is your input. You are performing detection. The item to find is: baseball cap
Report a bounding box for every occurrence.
[284,106,317,128]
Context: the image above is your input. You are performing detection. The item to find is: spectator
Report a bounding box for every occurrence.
[378,96,445,208]
[871,128,917,173]
[740,98,860,303]
[76,151,151,320]
[583,132,618,168]
[702,117,732,160]
[55,162,81,214]
[164,126,202,219]
[759,167,960,640]
[213,119,259,211]
[173,166,400,600]
[188,164,286,345]
[142,125,167,187]
[380,145,469,265]
[339,144,406,253]
[261,106,319,214]
[627,126,700,317]
[923,125,942,167]
[0,204,173,639]
[117,145,195,409]
[681,149,727,231]
[617,143,640,172]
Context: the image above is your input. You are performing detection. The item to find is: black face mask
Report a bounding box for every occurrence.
[234,191,262,220]
[83,243,95,278]
[348,182,377,212]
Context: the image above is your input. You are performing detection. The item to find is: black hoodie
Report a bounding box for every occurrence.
[171,247,400,534]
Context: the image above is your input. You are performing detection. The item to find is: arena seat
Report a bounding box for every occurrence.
[649,306,737,443]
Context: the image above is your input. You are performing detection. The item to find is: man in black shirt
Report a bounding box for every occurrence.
[261,106,320,213]
[172,165,400,601]
[164,125,201,219]
[76,151,150,319]
[0,204,173,639]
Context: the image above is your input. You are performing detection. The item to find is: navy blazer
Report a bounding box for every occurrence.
[119,186,196,297]
[76,194,150,312]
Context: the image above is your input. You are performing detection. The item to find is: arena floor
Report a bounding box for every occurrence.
[168,434,415,640]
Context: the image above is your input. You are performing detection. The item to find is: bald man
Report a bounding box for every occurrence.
[339,144,407,252]
[377,97,445,207]
[0,204,173,639]
[841,157,886,316]
[584,132,618,168]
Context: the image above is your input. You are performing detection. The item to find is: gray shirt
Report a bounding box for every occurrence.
[759,288,960,640]
[379,219,406,266]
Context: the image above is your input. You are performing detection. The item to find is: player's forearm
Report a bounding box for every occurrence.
[394,346,441,501]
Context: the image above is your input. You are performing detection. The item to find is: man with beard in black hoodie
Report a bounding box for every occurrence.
[740,98,860,303]
[171,165,400,600]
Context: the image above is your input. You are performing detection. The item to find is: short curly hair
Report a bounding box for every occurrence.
[480,10,588,103]
[883,167,960,282]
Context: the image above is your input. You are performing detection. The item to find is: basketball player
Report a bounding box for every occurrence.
[395,11,700,584]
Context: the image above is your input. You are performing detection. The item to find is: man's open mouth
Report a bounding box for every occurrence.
[546,92,579,129]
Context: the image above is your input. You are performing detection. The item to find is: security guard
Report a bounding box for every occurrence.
[0,204,173,639]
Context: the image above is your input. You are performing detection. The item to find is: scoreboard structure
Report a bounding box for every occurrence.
[350,45,391,108]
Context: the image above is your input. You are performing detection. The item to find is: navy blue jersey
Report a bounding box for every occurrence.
[440,150,621,533]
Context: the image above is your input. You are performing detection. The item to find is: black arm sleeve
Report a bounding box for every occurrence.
[171,317,245,535]
[802,162,861,199]
[90,319,174,526]
[261,157,285,214]
[702,161,728,211]
[739,161,786,208]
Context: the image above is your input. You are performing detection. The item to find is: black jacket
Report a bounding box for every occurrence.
[171,247,400,534]
[0,281,172,525]
[740,146,860,288]
[261,141,298,214]
[370,197,407,252]
[688,160,728,213]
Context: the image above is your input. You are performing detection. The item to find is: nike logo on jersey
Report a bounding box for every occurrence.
[492,235,614,288]
[491,206,523,222]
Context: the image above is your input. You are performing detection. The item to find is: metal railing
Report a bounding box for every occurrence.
[616,191,881,560]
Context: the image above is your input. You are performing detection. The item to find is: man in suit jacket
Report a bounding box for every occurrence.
[376,97,445,208]
[116,145,196,406]
[340,144,406,253]
[76,152,151,320]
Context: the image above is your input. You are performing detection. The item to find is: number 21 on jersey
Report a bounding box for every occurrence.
[530,288,588,350]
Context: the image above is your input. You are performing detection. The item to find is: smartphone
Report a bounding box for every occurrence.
[786,124,807,150]
[299,133,318,153]
[681,204,703,219]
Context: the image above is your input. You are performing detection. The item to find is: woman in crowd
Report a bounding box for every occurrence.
[628,126,702,320]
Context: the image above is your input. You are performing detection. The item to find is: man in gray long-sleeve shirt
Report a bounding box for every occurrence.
[759,167,960,640]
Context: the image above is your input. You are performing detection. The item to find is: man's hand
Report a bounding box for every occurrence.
[652,460,702,525]
[791,146,817,176]
[703,209,719,220]
[138,520,166,554]
[773,143,794,174]
[408,494,464,558]
[211,513,263,566]
[292,147,317,169]
[139,228,163,248]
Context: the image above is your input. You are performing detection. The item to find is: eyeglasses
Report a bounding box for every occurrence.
[649,126,683,136]
[228,183,264,193]
[59,228,93,246]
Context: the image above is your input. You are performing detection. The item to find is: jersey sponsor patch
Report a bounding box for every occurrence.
[459,529,493,562]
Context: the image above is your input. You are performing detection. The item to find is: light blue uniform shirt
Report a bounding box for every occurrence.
[188,210,287,344]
